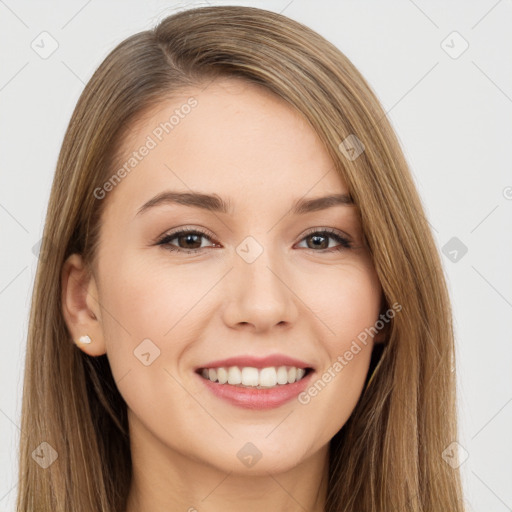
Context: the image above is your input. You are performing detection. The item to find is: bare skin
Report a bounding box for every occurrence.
[61,77,385,512]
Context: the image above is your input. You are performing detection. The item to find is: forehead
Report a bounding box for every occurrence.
[106,77,350,212]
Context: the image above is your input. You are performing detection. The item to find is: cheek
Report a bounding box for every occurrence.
[95,255,207,421]
[300,262,381,413]
[98,252,213,339]
[96,253,205,384]
[311,261,382,346]
[95,250,230,400]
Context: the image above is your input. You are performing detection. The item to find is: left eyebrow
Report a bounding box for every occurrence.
[291,193,354,214]
[135,190,354,217]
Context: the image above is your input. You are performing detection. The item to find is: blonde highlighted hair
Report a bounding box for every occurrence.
[17,5,465,511]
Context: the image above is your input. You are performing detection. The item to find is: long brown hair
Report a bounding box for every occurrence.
[17,5,465,511]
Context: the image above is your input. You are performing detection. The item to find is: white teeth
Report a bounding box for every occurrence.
[276,366,288,385]
[200,365,309,388]
[216,367,228,384]
[227,366,242,385]
[259,367,277,387]
[241,367,259,386]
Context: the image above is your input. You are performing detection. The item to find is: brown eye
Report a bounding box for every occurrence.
[297,230,352,252]
[157,229,216,253]
[306,234,330,249]
[174,233,203,250]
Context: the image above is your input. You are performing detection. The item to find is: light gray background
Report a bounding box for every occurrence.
[1,1,511,510]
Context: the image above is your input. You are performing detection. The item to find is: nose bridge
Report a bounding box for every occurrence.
[237,235,287,300]
[224,234,297,329]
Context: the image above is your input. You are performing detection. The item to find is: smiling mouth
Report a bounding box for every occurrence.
[196,365,314,389]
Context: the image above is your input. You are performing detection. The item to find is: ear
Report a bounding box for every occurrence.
[61,253,107,356]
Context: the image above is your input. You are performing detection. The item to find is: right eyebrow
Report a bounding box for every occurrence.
[136,191,233,216]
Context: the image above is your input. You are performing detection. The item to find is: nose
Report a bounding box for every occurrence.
[222,246,299,332]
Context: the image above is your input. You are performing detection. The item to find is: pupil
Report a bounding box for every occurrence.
[310,235,327,249]
[181,234,201,249]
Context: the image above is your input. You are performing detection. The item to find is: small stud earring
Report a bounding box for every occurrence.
[78,335,92,344]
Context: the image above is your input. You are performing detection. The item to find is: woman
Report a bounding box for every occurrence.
[17,5,465,511]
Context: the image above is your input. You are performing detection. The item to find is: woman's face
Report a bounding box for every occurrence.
[65,77,384,476]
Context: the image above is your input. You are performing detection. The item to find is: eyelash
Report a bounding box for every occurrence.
[155,226,353,254]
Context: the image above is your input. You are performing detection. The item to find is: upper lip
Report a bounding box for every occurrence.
[195,354,314,371]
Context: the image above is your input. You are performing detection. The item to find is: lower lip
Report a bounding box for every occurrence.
[196,370,314,410]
